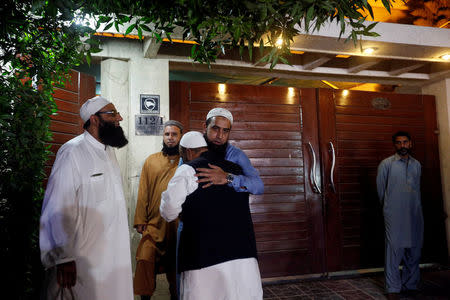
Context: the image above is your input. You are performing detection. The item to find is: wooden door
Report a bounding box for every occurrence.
[170,82,326,277]
[46,70,96,177]
[318,89,447,272]
[170,82,447,277]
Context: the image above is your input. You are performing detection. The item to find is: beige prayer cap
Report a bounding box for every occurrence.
[80,96,111,122]
[179,131,207,149]
[206,108,233,125]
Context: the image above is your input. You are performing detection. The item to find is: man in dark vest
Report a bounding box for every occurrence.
[160,131,262,300]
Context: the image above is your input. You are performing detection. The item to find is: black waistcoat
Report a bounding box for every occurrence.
[178,151,257,272]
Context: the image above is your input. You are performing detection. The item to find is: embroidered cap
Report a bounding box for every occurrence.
[206,108,233,125]
[80,96,111,122]
[179,131,207,148]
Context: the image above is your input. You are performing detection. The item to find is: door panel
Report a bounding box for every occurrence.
[46,70,96,179]
[319,89,447,271]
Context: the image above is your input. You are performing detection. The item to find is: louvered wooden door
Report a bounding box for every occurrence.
[170,82,326,277]
[318,89,447,272]
[170,82,446,277]
[46,70,96,177]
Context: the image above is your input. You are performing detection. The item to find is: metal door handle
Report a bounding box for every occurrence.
[329,141,336,193]
[307,142,321,194]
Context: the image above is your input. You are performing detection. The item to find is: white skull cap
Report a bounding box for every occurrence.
[179,131,207,148]
[206,107,233,125]
[80,96,111,122]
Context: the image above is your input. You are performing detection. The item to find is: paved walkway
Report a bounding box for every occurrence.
[147,267,450,299]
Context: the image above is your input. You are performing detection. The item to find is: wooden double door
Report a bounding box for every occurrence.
[170,81,447,278]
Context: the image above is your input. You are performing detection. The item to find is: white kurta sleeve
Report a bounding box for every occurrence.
[160,164,198,222]
[39,147,80,269]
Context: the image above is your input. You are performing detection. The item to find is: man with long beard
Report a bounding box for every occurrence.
[40,96,133,300]
[377,131,423,299]
[133,120,183,300]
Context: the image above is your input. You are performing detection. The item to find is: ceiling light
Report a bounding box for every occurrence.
[218,83,226,94]
[342,90,349,97]
[276,38,283,48]
[441,54,450,60]
[363,47,377,55]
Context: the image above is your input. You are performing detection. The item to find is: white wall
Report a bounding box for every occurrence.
[422,78,450,257]
[100,55,171,272]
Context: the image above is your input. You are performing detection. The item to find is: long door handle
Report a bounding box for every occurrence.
[329,141,336,193]
[307,142,321,194]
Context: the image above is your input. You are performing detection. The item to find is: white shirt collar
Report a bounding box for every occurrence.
[84,131,107,150]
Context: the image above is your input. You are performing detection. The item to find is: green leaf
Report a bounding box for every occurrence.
[259,38,264,56]
[104,22,113,31]
[125,24,136,36]
[366,22,378,32]
[140,24,152,32]
[279,56,290,65]
[381,0,392,13]
[154,32,163,42]
[191,44,197,59]
[138,26,143,40]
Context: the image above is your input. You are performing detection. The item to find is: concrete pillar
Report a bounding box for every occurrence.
[422,78,450,258]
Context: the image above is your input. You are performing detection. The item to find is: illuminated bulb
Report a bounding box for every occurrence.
[276,38,283,48]
[363,48,375,55]
[441,54,450,60]
[288,87,295,96]
[218,83,226,94]
[342,89,349,97]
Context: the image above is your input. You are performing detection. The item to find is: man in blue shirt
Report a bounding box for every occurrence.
[195,107,264,194]
[377,131,423,299]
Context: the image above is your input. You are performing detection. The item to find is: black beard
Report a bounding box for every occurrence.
[204,133,228,160]
[98,119,128,148]
[162,141,179,156]
[396,147,410,156]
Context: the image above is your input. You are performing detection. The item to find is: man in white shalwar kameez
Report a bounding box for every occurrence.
[40,96,133,300]
[160,131,263,300]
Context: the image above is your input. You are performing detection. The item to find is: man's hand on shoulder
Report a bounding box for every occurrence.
[135,224,147,234]
[196,163,228,188]
[57,261,77,288]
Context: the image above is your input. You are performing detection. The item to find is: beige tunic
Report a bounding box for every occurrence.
[133,152,179,294]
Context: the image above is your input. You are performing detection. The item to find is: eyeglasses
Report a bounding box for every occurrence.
[96,110,121,117]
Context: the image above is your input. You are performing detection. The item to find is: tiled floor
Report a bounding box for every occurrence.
[263,269,450,300]
[148,268,450,299]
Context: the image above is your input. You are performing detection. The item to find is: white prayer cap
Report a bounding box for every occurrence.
[80,96,111,122]
[206,108,233,125]
[180,131,207,149]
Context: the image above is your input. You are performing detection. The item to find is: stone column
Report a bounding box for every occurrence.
[423,78,450,258]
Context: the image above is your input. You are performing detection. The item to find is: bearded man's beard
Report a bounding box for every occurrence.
[162,141,180,156]
[98,119,128,148]
[396,147,410,156]
[204,133,228,160]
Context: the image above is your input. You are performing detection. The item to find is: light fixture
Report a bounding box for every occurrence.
[440,54,450,60]
[276,38,283,48]
[218,83,226,94]
[288,87,295,96]
[342,90,349,97]
[363,47,377,55]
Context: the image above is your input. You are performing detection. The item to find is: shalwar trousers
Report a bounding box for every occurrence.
[385,243,422,293]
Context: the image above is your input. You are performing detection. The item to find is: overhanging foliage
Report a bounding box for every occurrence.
[87,0,392,68]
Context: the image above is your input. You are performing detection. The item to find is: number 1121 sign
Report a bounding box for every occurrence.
[135,115,164,135]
